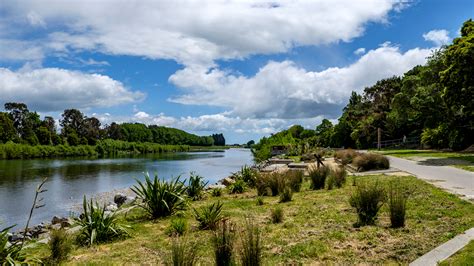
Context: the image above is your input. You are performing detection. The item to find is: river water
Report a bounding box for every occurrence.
[0,148,253,228]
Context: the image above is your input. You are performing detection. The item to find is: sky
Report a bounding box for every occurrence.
[0,0,472,144]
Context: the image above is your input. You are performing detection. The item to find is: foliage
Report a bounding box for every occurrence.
[334,149,359,165]
[388,181,410,228]
[166,218,188,237]
[279,186,293,203]
[349,181,386,226]
[193,201,224,230]
[75,196,129,246]
[132,173,187,219]
[211,188,223,197]
[309,165,330,190]
[353,153,390,171]
[186,173,208,201]
[49,228,73,263]
[285,170,304,192]
[0,224,22,265]
[228,179,246,194]
[270,207,284,224]
[255,197,264,206]
[256,172,281,196]
[239,218,262,266]
[238,165,257,188]
[212,220,235,266]
[168,236,199,266]
[329,166,347,189]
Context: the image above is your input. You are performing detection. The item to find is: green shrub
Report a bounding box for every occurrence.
[168,236,199,266]
[349,181,386,226]
[326,175,335,190]
[309,165,330,190]
[256,197,264,206]
[211,188,223,197]
[212,220,235,266]
[388,182,410,228]
[49,228,73,263]
[239,165,257,188]
[187,173,208,201]
[228,179,246,194]
[239,219,262,266]
[329,166,346,189]
[167,218,188,236]
[75,196,129,246]
[132,173,187,219]
[193,201,224,230]
[270,207,283,224]
[279,186,293,203]
[353,153,389,171]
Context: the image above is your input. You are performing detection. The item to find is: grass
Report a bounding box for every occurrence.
[378,149,474,172]
[439,240,474,266]
[26,175,474,264]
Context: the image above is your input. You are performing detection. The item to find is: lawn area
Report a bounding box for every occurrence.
[439,240,474,265]
[27,175,474,264]
[378,149,474,172]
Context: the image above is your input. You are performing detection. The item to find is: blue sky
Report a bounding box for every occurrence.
[0,0,472,144]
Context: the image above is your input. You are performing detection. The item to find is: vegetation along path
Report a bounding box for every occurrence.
[387,155,474,201]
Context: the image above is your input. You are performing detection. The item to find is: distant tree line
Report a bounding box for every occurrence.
[253,19,473,158]
[0,104,225,147]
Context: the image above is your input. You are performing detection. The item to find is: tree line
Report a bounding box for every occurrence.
[253,19,473,158]
[0,103,225,147]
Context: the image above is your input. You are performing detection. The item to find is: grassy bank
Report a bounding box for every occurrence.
[440,240,474,265]
[27,174,474,264]
[379,149,474,172]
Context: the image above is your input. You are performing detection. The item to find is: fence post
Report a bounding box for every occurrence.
[377,127,381,150]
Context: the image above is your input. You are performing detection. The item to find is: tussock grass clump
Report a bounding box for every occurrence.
[256,173,281,196]
[270,207,284,224]
[187,173,208,201]
[49,228,73,263]
[239,219,262,266]
[75,196,129,246]
[132,173,187,219]
[212,220,235,266]
[228,179,246,194]
[168,236,199,266]
[166,218,188,236]
[285,170,304,192]
[353,153,390,171]
[309,165,330,190]
[388,181,410,228]
[193,201,224,230]
[279,186,293,203]
[330,166,347,189]
[211,188,223,197]
[256,196,264,206]
[349,181,386,226]
[334,149,359,165]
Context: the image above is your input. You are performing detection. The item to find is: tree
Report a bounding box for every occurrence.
[36,126,52,145]
[60,109,85,138]
[315,119,334,147]
[0,112,16,143]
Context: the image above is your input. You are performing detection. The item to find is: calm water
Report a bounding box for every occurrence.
[0,149,253,228]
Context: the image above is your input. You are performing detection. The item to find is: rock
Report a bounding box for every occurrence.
[51,216,69,226]
[114,193,128,207]
[50,224,62,230]
[105,203,118,212]
[8,234,24,243]
[67,225,82,235]
[221,177,235,186]
[208,184,226,190]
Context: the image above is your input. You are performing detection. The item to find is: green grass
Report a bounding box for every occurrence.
[26,175,474,264]
[439,240,474,266]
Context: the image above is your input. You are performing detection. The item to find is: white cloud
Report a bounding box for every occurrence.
[3,0,401,66]
[423,29,450,46]
[0,39,44,62]
[169,44,432,119]
[0,67,145,111]
[354,47,366,55]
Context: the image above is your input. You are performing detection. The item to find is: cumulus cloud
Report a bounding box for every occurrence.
[0,67,145,111]
[423,29,450,46]
[169,44,432,119]
[354,47,366,55]
[3,0,401,66]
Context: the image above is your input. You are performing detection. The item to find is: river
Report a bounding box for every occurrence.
[0,148,253,228]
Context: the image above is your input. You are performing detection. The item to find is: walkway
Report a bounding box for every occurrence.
[387,155,474,200]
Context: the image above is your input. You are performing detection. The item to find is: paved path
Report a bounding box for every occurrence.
[387,155,474,200]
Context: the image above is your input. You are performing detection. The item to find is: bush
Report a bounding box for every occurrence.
[353,153,389,172]
[187,173,208,201]
[270,207,283,224]
[349,182,386,226]
[167,218,188,236]
[49,228,73,263]
[309,165,330,190]
[239,219,262,266]
[256,197,264,206]
[193,201,224,230]
[334,149,359,165]
[285,170,304,192]
[239,165,257,188]
[279,186,293,203]
[388,182,410,228]
[1,224,22,264]
[168,236,199,266]
[256,173,280,196]
[212,220,235,266]
[211,188,223,197]
[75,196,129,245]
[132,173,187,219]
[329,166,346,189]
[228,179,246,194]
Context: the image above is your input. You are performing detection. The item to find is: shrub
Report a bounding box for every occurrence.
[279,186,293,203]
[330,166,347,189]
[228,179,246,194]
[49,228,73,263]
[75,196,129,245]
[168,236,199,266]
[256,173,277,196]
[132,173,187,219]
[256,197,264,206]
[239,165,257,188]
[212,220,235,266]
[326,175,335,190]
[309,165,330,190]
[349,181,386,226]
[285,170,304,192]
[193,201,224,230]
[211,188,223,197]
[239,219,262,266]
[167,218,188,236]
[353,153,389,171]
[334,149,359,165]
[388,182,410,228]
[187,173,208,201]
[270,207,283,224]
[1,224,22,264]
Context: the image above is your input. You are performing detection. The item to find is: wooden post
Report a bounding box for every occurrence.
[377,127,382,150]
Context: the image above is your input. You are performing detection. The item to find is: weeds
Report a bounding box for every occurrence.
[49,228,73,263]
[388,181,410,228]
[193,201,224,230]
[309,165,330,190]
[228,179,246,194]
[212,220,235,266]
[256,197,264,206]
[279,186,293,203]
[187,173,208,201]
[168,236,199,266]
[239,218,262,266]
[270,207,284,224]
[166,218,188,236]
[349,181,386,226]
[211,188,223,197]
